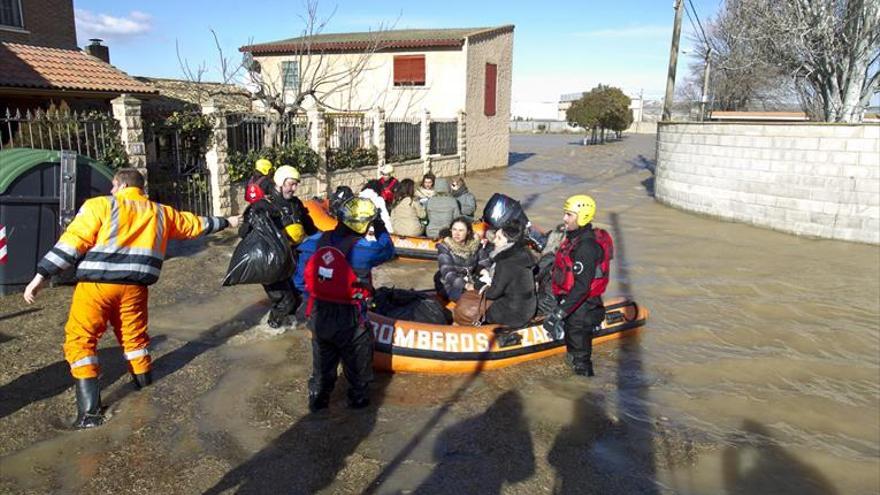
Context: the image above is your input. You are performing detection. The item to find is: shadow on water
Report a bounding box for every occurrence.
[548,212,659,493]
[103,302,265,405]
[0,306,42,322]
[0,335,166,420]
[203,372,392,494]
[723,420,839,495]
[362,358,489,494]
[413,391,534,494]
[508,152,536,166]
[627,154,656,197]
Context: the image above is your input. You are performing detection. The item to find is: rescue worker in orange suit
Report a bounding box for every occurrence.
[244,158,275,204]
[543,195,608,377]
[300,198,395,411]
[22,168,241,428]
[240,165,317,329]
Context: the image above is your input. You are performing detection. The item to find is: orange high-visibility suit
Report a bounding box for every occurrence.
[36,187,230,379]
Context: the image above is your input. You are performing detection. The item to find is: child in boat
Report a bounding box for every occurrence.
[435,217,491,302]
[475,219,537,328]
[390,178,426,236]
[359,179,394,234]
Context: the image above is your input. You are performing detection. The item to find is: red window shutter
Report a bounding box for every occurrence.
[485,63,497,116]
[394,55,426,85]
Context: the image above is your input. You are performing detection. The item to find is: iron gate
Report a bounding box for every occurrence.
[148,128,212,216]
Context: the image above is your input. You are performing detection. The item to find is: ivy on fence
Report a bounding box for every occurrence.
[226,141,321,183]
[326,146,379,171]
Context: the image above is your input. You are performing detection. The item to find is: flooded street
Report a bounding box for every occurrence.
[1,133,878,494]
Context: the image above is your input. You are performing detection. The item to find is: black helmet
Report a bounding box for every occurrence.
[329,186,355,219]
[482,193,528,230]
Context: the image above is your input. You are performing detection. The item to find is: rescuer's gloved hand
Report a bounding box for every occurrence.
[543,308,566,340]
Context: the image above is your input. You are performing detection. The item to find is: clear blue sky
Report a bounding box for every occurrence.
[74,0,723,118]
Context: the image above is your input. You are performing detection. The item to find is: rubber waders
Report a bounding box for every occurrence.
[132,370,153,390]
[73,378,104,429]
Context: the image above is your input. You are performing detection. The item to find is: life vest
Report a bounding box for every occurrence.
[379,176,398,204]
[551,227,613,302]
[303,233,371,316]
[245,175,270,204]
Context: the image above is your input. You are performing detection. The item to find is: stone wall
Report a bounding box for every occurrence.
[229,156,462,215]
[464,29,513,172]
[656,122,880,244]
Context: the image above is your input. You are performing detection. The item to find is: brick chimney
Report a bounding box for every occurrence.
[84,39,110,64]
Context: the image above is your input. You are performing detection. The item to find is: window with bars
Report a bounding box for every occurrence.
[282,61,300,91]
[393,55,425,86]
[0,0,23,28]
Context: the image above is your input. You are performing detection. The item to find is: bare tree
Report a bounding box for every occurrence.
[179,0,399,146]
[736,0,879,122]
[678,3,796,113]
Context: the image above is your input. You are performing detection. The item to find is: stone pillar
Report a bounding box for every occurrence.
[308,108,330,197]
[202,99,232,216]
[420,109,431,174]
[373,107,386,176]
[457,109,467,176]
[111,94,148,183]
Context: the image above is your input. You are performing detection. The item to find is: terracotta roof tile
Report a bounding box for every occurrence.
[0,42,157,95]
[241,25,514,54]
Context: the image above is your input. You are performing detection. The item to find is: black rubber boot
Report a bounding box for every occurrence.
[573,361,595,377]
[73,378,104,429]
[132,370,153,390]
[308,390,330,412]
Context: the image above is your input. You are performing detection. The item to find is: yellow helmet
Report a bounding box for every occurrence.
[255,158,273,176]
[340,197,378,234]
[273,165,301,187]
[563,194,596,227]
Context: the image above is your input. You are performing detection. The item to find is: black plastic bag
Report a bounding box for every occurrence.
[372,287,451,324]
[222,209,294,286]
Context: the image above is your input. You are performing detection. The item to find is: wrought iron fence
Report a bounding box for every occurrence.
[0,107,125,164]
[325,113,369,151]
[429,120,457,155]
[225,113,310,154]
[385,120,421,162]
[147,124,213,216]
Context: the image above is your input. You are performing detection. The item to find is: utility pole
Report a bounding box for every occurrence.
[662,0,684,122]
[700,48,712,121]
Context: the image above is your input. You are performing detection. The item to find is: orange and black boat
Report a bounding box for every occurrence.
[303,199,486,261]
[366,297,648,374]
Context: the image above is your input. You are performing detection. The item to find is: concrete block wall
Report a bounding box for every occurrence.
[656,122,880,244]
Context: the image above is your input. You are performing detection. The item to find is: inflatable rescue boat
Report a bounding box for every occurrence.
[366,297,648,374]
[303,199,486,261]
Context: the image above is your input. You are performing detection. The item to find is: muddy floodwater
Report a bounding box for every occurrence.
[1,134,878,494]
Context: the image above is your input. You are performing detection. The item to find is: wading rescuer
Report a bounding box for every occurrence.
[299,198,395,411]
[543,195,612,377]
[240,165,317,329]
[22,168,241,428]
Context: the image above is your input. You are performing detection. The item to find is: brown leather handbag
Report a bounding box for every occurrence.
[452,290,493,326]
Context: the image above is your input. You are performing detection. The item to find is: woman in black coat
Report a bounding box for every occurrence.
[476,219,537,328]
[435,217,490,301]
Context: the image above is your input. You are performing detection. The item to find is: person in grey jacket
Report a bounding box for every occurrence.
[425,178,461,238]
[450,176,477,222]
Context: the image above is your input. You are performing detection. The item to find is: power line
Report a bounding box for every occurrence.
[683,0,710,51]
[687,0,711,49]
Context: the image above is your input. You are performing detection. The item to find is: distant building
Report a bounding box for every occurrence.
[241,26,514,170]
[0,0,155,111]
[557,91,647,123]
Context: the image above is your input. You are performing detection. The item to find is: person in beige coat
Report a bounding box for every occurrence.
[390,178,426,236]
